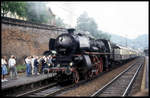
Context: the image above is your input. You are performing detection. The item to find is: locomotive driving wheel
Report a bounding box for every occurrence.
[72,70,79,84]
[94,56,100,76]
[99,57,103,72]
[93,56,103,76]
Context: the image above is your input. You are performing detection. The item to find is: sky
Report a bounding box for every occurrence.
[46,1,148,39]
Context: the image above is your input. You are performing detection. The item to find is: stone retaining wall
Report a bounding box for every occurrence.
[1,17,67,64]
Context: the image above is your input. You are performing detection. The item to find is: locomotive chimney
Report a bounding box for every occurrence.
[67,28,75,35]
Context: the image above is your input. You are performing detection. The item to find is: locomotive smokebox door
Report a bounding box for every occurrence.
[49,38,56,50]
[82,55,92,71]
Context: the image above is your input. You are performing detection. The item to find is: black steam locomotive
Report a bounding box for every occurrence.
[45,28,138,83]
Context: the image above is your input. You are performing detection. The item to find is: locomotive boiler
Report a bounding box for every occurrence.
[47,28,112,83]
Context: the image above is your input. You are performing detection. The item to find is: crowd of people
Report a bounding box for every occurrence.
[1,54,54,83]
[24,55,54,77]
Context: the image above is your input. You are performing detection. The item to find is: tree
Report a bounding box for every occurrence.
[76,11,98,37]
[76,12,96,32]
[76,11,111,40]
[25,2,51,24]
[55,16,66,27]
[1,1,27,18]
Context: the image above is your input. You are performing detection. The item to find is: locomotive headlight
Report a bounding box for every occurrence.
[69,62,73,66]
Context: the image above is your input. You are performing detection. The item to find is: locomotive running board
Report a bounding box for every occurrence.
[84,52,112,55]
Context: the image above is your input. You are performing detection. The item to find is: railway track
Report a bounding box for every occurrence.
[16,80,86,97]
[26,85,65,97]
[91,57,144,97]
[15,82,57,97]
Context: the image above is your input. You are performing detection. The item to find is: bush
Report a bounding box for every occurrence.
[16,64,26,72]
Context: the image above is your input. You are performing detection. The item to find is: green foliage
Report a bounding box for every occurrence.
[25,2,51,24]
[16,64,26,72]
[55,17,66,27]
[1,1,66,26]
[76,12,97,33]
[1,1,27,18]
[76,11,111,40]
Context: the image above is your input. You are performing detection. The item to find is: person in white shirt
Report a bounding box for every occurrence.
[25,56,32,77]
[1,56,8,82]
[31,56,36,75]
[9,55,18,79]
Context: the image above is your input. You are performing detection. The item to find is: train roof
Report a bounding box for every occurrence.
[113,44,134,50]
[110,42,142,54]
[110,43,121,48]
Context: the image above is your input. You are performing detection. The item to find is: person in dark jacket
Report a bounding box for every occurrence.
[40,57,45,73]
[34,56,39,76]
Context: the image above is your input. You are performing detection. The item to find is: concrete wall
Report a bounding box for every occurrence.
[1,17,66,64]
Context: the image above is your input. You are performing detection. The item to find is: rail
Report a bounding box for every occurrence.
[16,83,57,97]
[122,63,142,96]
[91,58,144,97]
[16,79,86,97]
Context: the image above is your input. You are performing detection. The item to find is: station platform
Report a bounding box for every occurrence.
[1,73,56,90]
[141,56,149,94]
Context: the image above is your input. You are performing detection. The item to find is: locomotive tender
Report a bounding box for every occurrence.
[46,28,139,83]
